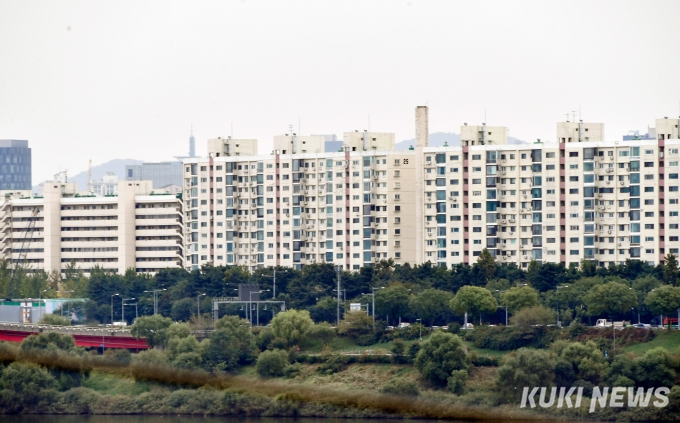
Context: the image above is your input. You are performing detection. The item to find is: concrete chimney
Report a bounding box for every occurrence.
[416,106,429,148]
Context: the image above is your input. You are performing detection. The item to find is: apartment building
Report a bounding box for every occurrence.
[0,180,184,275]
[184,109,680,272]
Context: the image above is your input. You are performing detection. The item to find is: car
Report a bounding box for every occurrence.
[461,323,474,330]
[398,322,411,328]
[386,326,395,331]
[632,323,650,330]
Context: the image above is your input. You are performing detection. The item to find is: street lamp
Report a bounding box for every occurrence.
[362,287,385,329]
[497,305,508,326]
[122,298,135,325]
[62,290,74,319]
[110,294,119,325]
[416,318,422,341]
[144,288,167,315]
[124,302,138,322]
[261,269,286,299]
[249,290,269,328]
[197,293,206,317]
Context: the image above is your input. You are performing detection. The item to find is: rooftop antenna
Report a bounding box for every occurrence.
[571,111,577,122]
[579,104,581,121]
[565,113,570,122]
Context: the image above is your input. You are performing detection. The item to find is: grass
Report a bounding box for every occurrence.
[460,339,510,358]
[83,372,153,396]
[623,329,680,355]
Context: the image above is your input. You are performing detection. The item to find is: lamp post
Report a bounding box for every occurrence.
[416,318,422,341]
[124,302,138,322]
[332,289,346,302]
[498,305,508,326]
[62,290,74,319]
[144,288,166,315]
[261,269,286,299]
[249,290,269,328]
[197,293,206,317]
[122,298,135,325]
[111,294,119,325]
[555,285,570,327]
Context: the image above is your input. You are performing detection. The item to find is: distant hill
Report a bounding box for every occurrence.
[34,158,143,192]
[395,132,526,150]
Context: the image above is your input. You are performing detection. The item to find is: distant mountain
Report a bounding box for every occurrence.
[395,132,526,150]
[34,158,143,192]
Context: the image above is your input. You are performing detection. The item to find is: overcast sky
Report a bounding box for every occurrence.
[1,0,679,183]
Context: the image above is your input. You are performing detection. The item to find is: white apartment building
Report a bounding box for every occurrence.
[0,180,184,275]
[184,109,680,272]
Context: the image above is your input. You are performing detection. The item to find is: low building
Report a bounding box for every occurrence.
[0,180,184,275]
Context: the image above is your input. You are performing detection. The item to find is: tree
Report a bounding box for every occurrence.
[663,254,679,285]
[374,285,411,325]
[527,261,567,292]
[496,348,555,401]
[414,331,468,387]
[500,286,539,314]
[475,248,497,282]
[645,285,680,330]
[130,314,173,347]
[337,311,374,340]
[309,297,337,323]
[204,315,253,370]
[256,349,289,378]
[270,309,313,347]
[510,306,555,327]
[0,362,56,406]
[583,282,638,317]
[171,297,195,321]
[450,286,497,324]
[408,288,453,327]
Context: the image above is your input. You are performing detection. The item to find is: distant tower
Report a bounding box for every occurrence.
[189,125,196,158]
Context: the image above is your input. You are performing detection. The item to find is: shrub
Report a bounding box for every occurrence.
[390,339,406,363]
[317,354,350,375]
[447,322,461,335]
[256,349,289,378]
[39,314,71,326]
[414,331,468,387]
[510,305,556,327]
[271,309,313,348]
[496,348,555,401]
[283,362,302,379]
[448,369,468,395]
[380,378,420,397]
[465,325,557,350]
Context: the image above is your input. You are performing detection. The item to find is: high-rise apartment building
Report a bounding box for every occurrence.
[0,140,31,190]
[125,161,183,189]
[183,109,680,272]
[0,180,183,275]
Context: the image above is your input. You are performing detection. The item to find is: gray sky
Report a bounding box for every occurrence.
[1,0,679,183]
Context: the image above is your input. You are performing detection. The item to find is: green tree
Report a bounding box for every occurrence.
[374,285,411,325]
[337,311,374,340]
[450,286,498,324]
[500,286,539,314]
[409,288,453,327]
[583,282,638,317]
[510,305,556,327]
[645,285,680,330]
[663,254,679,285]
[256,349,289,378]
[0,362,57,406]
[130,314,173,347]
[476,248,497,282]
[414,331,468,387]
[270,309,313,347]
[496,348,555,401]
[39,314,71,326]
[204,315,252,370]
[171,297,195,321]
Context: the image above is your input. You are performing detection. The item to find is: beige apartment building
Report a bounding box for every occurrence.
[0,180,184,275]
[184,109,680,272]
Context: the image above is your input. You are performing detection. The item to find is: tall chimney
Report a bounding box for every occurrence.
[416,106,429,148]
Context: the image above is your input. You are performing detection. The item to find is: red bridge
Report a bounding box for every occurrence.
[0,322,148,350]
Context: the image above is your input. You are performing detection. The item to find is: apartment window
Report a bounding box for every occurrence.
[472,155,481,160]
[569,152,579,157]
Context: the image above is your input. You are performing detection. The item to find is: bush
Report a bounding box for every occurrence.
[390,339,407,363]
[510,305,556,327]
[496,348,555,401]
[447,322,461,334]
[414,331,468,387]
[448,369,468,395]
[380,378,420,397]
[465,325,557,350]
[283,362,302,379]
[317,354,350,375]
[256,349,289,378]
[39,314,71,326]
